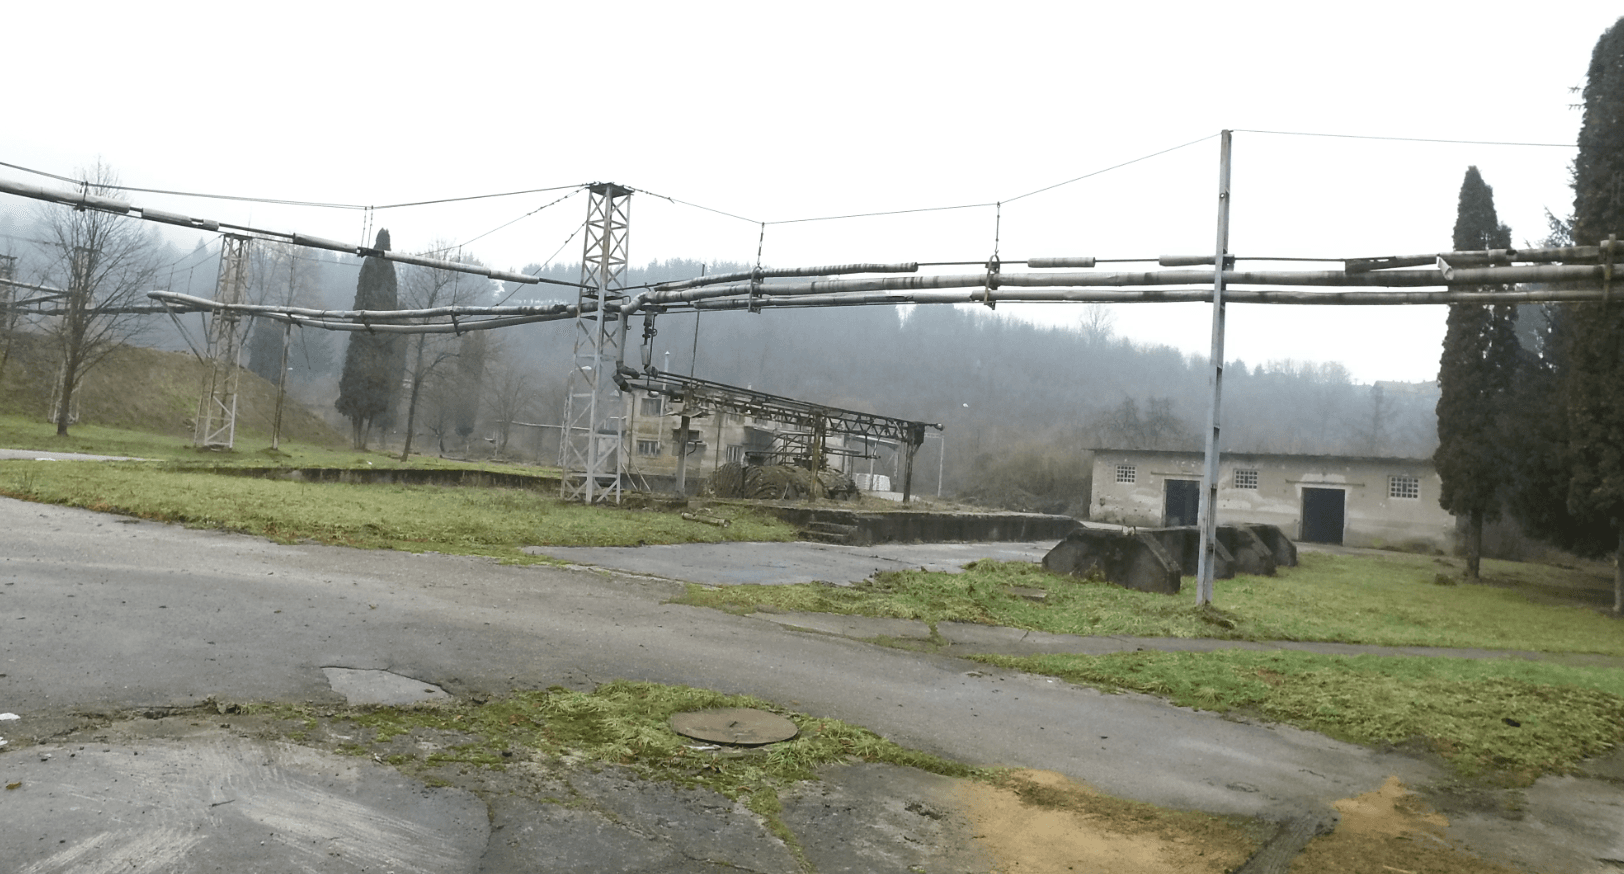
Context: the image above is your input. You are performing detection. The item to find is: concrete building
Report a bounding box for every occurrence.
[1088,449,1454,550]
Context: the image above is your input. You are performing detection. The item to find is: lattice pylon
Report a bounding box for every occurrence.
[560,183,632,502]
[194,235,251,448]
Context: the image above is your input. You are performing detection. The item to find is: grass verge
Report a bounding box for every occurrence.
[675,554,1624,655]
[972,650,1624,780]
[0,460,795,554]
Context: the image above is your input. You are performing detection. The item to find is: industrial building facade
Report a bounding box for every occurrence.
[1088,449,1454,550]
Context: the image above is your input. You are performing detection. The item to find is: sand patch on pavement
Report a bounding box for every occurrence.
[956,769,1257,873]
[1290,776,1523,874]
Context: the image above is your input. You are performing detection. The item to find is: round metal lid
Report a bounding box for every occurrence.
[669,707,800,746]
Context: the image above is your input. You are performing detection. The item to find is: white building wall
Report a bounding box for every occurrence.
[1089,450,1454,550]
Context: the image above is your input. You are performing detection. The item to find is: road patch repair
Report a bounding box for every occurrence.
[321,667,452,706]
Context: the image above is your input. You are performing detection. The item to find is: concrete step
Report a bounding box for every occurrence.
[800,521,858,544]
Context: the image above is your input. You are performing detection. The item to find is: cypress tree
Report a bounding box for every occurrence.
[1435,167,1517,581]
[1566,16,1624,614]
[334,229,403,450]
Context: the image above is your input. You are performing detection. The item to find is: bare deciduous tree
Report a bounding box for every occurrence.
[398,249,490,460]
[483,344,541,458]
[38,163,160,436]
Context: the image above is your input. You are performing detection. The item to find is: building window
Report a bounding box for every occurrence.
[1234,469,1259,490]
[1389,474,1420,499]
[726,444,745,464]
[636,440,662,457]
[640,396,663,416]
[1115,464,1136,484]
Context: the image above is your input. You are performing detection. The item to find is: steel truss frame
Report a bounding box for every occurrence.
[560,183,633,503]
[615,370,939,500]
[194,235,252,448]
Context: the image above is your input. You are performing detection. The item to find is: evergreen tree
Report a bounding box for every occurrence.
[334,230,402,450]
[1565,17,1624,614]
[246,318,284,384]
[1435,167,1517,581]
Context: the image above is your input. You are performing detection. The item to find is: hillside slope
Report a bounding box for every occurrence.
[0,330,346,447]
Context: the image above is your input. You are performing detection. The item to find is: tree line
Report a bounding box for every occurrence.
[1435,17,1624,615]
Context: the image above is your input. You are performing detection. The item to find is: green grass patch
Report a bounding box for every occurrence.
[0,413,551,474]
[0,460,794,554]
[676,554,1624,655]
[973,650,1624,779]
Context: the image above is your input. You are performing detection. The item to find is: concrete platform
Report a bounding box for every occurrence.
[525,540,1056,586]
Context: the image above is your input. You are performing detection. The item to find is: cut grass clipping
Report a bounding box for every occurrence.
[0,461,795,554]
[261,680,980,845]
[973,650,1624,779]
[677,555,1624,656]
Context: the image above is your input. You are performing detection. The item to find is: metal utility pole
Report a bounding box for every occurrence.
[560,183,632,502]
[0,254,15,331]
[194,235,251,448]
[1194,131,1233,606]
[270,321,292,450]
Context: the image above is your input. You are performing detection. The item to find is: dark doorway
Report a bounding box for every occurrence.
[1301,487,1345,544]
[1164,479,1201,527]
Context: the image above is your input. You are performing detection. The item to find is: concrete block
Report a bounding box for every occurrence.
[1216,525,1276,577]
[1245,524,1298,568]
[1042,528,1182,595]
[1140,527,1236,579]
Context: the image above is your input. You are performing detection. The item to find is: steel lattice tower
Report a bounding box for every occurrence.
[560,183,632,502]
[194,235,251,448]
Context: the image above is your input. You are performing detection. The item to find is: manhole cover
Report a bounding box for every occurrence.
[670,708,799,746]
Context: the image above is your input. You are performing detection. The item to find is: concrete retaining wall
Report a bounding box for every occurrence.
[204,467,562,491]
[737,504,1082,545]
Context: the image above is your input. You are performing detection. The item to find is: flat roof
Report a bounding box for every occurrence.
[1089,448,1434,466]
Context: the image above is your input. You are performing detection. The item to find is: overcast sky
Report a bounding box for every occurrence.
[3,2,1619,383]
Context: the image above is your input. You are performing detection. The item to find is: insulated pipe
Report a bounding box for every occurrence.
[639,264,1601,305]
[148,291,579,321]
[1,175,578,289]
[654,262,919,291]
[259,313,576,333]
[685,285,1620,310]
[0,177,132,213]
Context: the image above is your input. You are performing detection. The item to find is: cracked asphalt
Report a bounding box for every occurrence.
[1,496,1620,872]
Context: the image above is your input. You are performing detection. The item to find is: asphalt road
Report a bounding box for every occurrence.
[1,496,1619,872]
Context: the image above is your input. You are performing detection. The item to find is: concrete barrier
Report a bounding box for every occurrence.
[1041,528,1182,595]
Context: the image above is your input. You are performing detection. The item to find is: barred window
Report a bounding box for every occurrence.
[1389,474,1420,499]
[726,444,745,464]
[640,396,664,416]
[636,440,662,457]
[1115,464,1136,484]
[1234,469,1259,489]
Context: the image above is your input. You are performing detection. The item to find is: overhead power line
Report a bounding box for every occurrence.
[0,157,585,212]
[1233,129,1578,148]
[635,134,1220,229]
[0,175,588,290]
